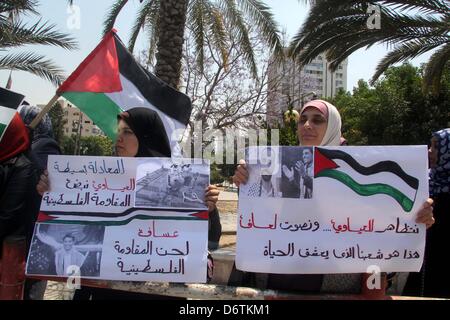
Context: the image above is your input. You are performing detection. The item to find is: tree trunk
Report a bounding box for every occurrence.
[154,0,188,89]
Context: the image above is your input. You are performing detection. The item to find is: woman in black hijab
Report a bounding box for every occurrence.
[38,107,221,299]
[115,107,221,247]
[115,107,171,158]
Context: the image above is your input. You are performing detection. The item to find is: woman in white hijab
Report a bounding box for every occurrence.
[231,99,435,293]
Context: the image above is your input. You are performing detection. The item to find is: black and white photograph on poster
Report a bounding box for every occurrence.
[135,158,210,209]
[26,223,105,277]
[240,146,282,198]
[281,146,314,199]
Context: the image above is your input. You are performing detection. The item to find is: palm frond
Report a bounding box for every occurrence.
[288,0,450,92]
[220,0,257,77]
[382,0,450,15]
[371,38,447,84]
[145,5,161,67]
[102,0,129,36]
[0,52,66,86]
[188,0,206,72]
[203,2,228,67]
[423,43,450,94]
[0,19,78,50]
[0,0,38,15]
[128,0,159,52]
[290,1,449,65]
[237,0,283,57]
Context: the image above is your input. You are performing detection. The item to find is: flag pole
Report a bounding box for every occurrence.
[29,94,60,129]
[6,70,12,89]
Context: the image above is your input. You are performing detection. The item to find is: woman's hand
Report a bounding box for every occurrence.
[232,160,249,187]
[36,169,50,196]
[205,184,220,212]
[416,198,435,229]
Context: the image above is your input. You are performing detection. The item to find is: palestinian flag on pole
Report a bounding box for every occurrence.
[57,29,192,153]
[0,87,25,142]
[314,147,419,212]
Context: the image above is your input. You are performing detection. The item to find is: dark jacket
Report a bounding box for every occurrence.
[0,153,37,252]
[30,135,61,173]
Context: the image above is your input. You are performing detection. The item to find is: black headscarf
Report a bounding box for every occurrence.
[117,107,171,158]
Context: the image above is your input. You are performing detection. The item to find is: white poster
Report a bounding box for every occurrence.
[26,155,210,283]
[236,146,428,274]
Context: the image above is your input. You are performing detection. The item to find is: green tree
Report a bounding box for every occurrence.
[61,135,114,156]
[48,101,66,145]
[210,162,225,184]
[290,0,450,93]
[61,135,76,155]
[79,136,114,156]
[0,0,77,85]
[331,62,450,146]
[103,0,283,88]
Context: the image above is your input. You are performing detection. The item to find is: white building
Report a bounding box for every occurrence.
[38,99,103,137]
[266,52,348,125]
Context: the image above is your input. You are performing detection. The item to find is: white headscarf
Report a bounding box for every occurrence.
[300,99,342,146]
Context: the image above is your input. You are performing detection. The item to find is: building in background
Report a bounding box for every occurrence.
[266,52,348,126]
[38,99,103,137]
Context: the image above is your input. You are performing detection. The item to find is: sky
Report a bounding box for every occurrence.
[0,0,434,105]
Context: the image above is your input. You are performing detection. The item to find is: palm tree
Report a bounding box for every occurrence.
[0,0,77,86]
[103,0,284,89]
[289,0,450,93]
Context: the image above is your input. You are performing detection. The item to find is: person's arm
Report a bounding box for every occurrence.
[232,160,249,187]
[205,185,221,250]
[416,198,435,229]
[208,207,222,250]
[36,170,50,196]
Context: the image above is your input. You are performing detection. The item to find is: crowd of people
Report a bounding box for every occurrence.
[1,90,448,299]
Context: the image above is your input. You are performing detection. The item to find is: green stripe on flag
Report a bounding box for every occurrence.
[0,106,16,140]
[316,169,415,212]
[61,92,122,140]
[42,215,203,226]
[0,123,6,135]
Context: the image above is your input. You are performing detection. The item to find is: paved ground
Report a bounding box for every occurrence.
[219,212,237,233]
[43,281,75,300]
[218,191,238,201]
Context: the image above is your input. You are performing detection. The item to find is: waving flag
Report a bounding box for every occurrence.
[57,30,192,153]
[314,148,419,212]
[0,87,25,141]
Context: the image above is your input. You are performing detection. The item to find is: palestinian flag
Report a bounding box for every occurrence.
[57,29,192,152]
[37,208,209,226]
[0,87,25,142]
[314,148,419,212]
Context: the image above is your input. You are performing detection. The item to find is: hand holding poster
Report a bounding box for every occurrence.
[236,146,428,274]
[26,155,210,283]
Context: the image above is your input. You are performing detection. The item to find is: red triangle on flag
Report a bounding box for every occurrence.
[314,148,339,176]
[189,211,209,220]
[58,30,122,93]
[37,212,57,222]
[0,112,30,162]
